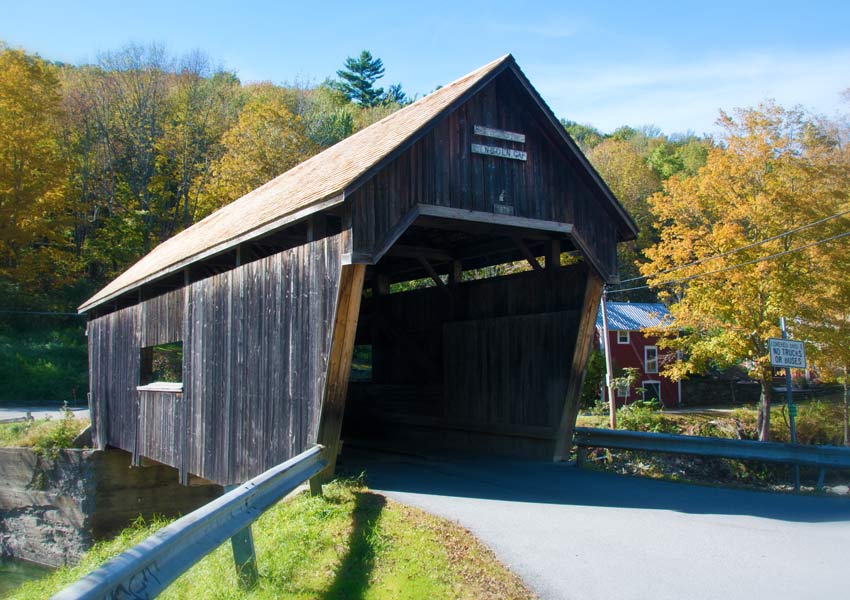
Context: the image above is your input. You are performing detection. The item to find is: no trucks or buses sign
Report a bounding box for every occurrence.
[768,338,807,369]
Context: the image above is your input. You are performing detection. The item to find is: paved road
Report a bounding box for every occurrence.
[0,404,88,423]
[345,450,850,600]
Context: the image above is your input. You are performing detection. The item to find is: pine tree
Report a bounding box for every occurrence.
[334,50,385,107]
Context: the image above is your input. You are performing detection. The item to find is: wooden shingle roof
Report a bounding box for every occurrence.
[80,55,513,312]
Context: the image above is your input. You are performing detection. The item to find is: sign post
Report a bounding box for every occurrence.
[768,319,806,491]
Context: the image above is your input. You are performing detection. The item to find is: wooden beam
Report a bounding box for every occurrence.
[375,273,390,296]
[311,264,366,490]
[449,260,462,286]
[386,244,452,263]
[511,236,543,271]
[417,204,573,235]
[546,239,561,270]
[553,269,604,461]
[416,255,448,290]
[307,214,327,241]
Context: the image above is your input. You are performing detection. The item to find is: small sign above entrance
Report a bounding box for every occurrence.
[471,144,527,161]
[473,125,526,143]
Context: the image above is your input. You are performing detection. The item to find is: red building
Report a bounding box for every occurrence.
[596,302,680,408]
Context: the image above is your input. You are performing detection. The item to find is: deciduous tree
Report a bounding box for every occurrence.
[641,102,838,441]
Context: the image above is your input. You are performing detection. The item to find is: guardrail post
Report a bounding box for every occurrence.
[816,468,827,492]
[223,484,260,588]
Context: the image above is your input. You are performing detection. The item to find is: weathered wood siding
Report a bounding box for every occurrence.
[89,235,344,485]
[348,70,620,280]
[345,264,588,455]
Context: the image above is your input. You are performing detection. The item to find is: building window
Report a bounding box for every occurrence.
[140,342,183,386]
[616,385,629,399]
[350,344,372,382]
[617,330,630,344]
[642,381,661,404]
[645,345,658,374]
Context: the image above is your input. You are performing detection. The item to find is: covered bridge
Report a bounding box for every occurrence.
[79,55,637,486]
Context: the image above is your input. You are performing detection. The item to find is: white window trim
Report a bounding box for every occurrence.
[137,382,183,393]
[644,345,658,374]
[642,380,661,403]
[617,330,630,344]
[616,385,630,398]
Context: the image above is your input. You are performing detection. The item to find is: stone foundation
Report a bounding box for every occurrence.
[0,448,221,567]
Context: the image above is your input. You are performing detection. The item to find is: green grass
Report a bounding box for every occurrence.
[9,478,533,600]
[0,322,87,403]
[0,411,90,452]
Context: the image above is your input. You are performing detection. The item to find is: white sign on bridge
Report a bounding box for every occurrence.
[768,338,807,369]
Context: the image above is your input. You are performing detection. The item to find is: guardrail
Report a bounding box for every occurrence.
[573,427,850,490]
[52,445,327,600]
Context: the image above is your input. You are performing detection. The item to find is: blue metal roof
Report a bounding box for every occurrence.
[595,302,672,331]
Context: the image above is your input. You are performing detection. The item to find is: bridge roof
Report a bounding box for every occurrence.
[80,54,637,313]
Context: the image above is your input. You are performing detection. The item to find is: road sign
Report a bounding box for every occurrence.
[768,338,806,369]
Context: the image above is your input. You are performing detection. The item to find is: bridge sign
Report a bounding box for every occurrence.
[768,338,806,369]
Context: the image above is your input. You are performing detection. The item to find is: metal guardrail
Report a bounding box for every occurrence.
[574,427,850,489]
[52,445,327,600]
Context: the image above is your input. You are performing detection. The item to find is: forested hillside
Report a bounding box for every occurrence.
[1,42,847,418]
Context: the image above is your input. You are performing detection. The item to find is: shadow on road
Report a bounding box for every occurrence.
[343,449,850,524]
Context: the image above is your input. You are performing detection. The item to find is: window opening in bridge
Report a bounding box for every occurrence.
[140,342,184,385]
[350,345,372,382]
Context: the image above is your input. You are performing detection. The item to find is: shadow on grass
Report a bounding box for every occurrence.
[320,491,387,600]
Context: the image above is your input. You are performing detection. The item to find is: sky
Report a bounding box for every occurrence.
[2,0,849,135]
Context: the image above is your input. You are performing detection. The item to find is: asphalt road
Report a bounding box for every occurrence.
[345,450,850,600]
[0,404,88,423]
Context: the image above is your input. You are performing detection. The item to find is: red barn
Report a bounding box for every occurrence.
[596,302,680,408]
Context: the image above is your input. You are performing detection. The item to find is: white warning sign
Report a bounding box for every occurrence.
[768,338,807,369]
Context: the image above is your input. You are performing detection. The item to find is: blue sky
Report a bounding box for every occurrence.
[3,1,849,134]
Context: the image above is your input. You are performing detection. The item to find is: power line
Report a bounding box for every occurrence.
[0,310,81,316]
[618,207,850,285]
[609,228,850,295]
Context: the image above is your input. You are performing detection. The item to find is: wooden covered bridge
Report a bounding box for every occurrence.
[79,55,637,486]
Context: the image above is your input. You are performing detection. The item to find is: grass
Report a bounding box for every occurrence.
[0,322,87,403]
[0,410,90,452]
[9,478,534,600]
[576,391,850,491]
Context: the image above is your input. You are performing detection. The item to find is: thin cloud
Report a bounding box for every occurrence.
[531,49,850,133]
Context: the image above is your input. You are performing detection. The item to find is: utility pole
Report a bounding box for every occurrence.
[600,288,617,429]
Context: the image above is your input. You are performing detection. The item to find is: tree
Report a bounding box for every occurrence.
[198,84,317,217]
[792,105,850,445]
[333,50,386,107]
[641,102,839,441]
[0,46,72,299]
[587,138,661,298]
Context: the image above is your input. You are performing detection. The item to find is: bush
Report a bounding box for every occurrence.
[616,400,678,434]
[0,405,88,454]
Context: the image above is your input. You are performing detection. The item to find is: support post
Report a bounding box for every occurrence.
[311,264,367,493]
[546,239,561,270]
[781,317,800,492]
[553,270,604,461]
[449,260,463,286]
[223,485,259,588]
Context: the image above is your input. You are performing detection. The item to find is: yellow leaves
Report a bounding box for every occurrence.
[641,101,847,381]
[197,85,318,218]
[0,47,72,292]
